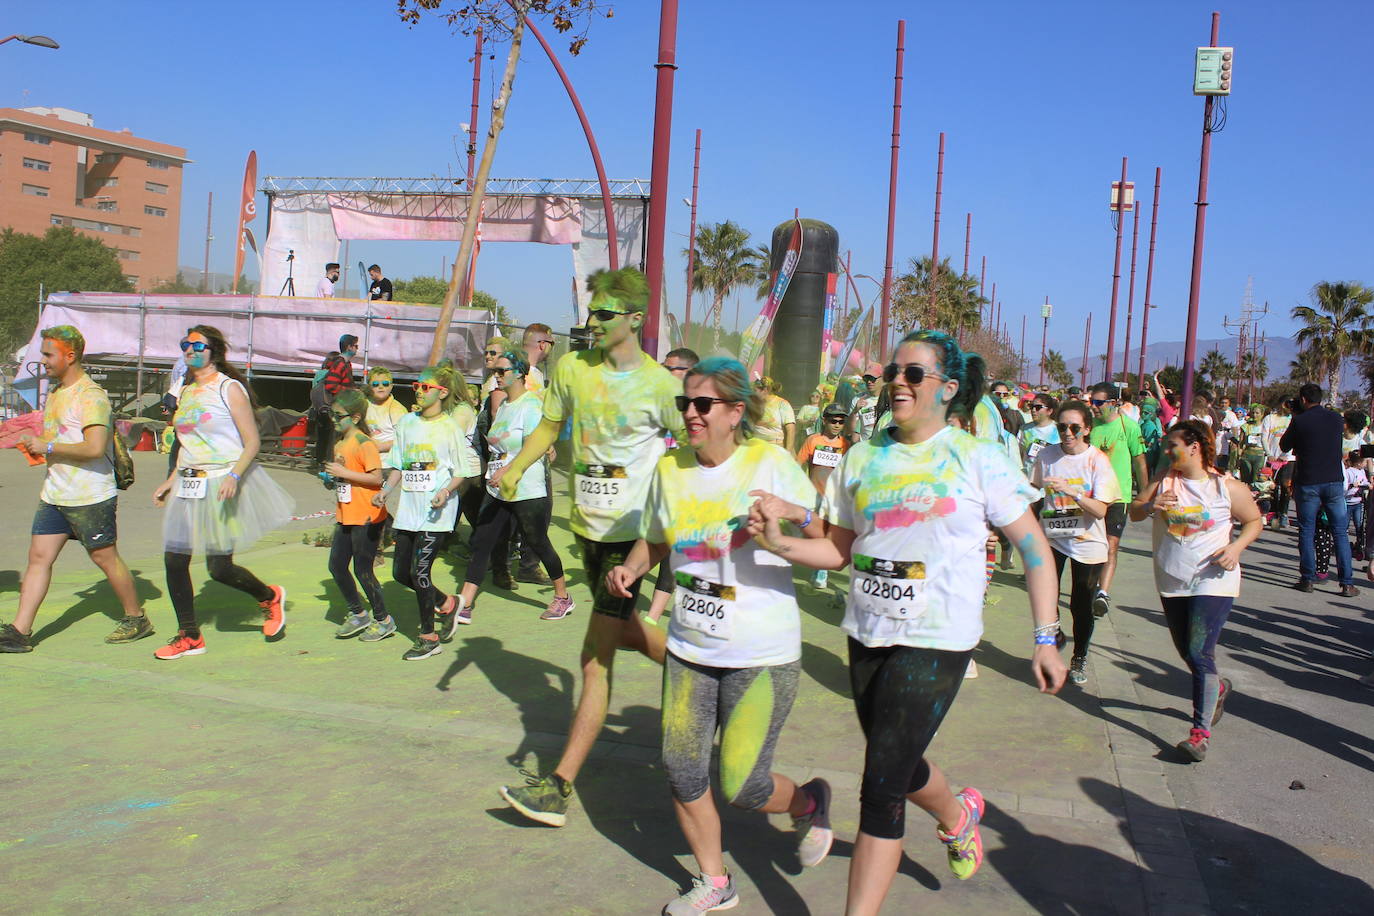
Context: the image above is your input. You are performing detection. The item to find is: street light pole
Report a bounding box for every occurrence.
[1039,296,1051,386]
[963,212,971,275]
[1080,312,1093,390]
[928,131,945,322]
[0,34,60,49]
[879,19,905,362]
[1122,198,1141,391]
[642,0,680,359]
[1105,156,1129,384]
[1138,167,1162,386]
[684,128,700,335]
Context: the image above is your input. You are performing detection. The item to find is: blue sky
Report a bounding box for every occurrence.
[4,0,1372,359]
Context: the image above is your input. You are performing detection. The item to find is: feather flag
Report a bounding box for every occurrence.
[232,151,257,294]
[738,219,804,370]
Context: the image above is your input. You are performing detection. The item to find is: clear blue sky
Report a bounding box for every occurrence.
[4,0,1372,359]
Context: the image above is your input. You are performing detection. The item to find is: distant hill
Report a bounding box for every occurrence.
[1065,336,1365,392]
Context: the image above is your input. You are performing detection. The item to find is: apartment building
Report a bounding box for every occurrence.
[0,107,189,290]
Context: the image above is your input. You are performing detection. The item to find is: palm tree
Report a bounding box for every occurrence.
[684,221,759,349]
[749,244,773,299]
[1292,281,1374,399]
[1042,349,1071,387]
[891,256,986,335]
[1290,348,1325,385]
[1198,349,1234,397]
[1238,350,1269,402]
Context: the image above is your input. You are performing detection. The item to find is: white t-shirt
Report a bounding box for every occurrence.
[645,438,815,668]
[486,390,546,501]
[755,395,796,447]
[314,276,335,298]
[823,425,1036,651]
[1344,465,1369,505]
[40,374,116,507]
[1031,443,1120,563]
[1262,413,1292,461]
[852,395,880,440]
[365,396,408,445]
[1151,472,1241,597]
[385,411,480,532]
[173,375,246,470]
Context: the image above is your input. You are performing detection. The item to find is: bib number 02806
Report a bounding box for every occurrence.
[673,572,735,639]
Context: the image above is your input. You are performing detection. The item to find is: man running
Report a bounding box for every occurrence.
[1086,382,1147,617]
[492,267,683,826]
[848,363,883,443]
[1,326,151,653]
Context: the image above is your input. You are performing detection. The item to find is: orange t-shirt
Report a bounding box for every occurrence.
[334,434,386,526]
[796,433,849,490]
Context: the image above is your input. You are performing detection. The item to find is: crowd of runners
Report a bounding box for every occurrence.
[5,266,1373,914]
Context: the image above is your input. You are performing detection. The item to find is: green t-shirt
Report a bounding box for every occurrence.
[1089,413,1144,503]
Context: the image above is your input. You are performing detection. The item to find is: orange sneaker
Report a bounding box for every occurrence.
[260,585,286,637]
[154,630,206,660]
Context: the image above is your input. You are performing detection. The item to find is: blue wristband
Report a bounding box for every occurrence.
[801,508,813,529]
[229,471,241,481]
[1034,633,1058,646]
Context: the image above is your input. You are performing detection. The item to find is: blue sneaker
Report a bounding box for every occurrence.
[359,616,397,642]
[335,611,371,639]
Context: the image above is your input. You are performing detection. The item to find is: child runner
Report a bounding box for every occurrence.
[323,389,393,641]
[749,330,1065,915]
[364,367,407,454]
[373,365,480,660]
[152,326,292,659]
[607,357,833,914]
[1129,420,1262,761]
[795,402,850,589]
[494,267,683,827]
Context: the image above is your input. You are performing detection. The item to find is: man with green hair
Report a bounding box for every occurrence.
[493,267,684,826]
[2,326,152,652]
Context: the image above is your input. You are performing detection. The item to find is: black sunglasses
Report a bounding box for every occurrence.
[179,339,209,352]
[823,414,847,422]
[1056,422,1085,436]
[882,363,945,385]
[483,350,501,357]
[491,367,519,376]
[675,395,736,415]
[1030,402,1049,411]
[862,375,878,384]
[590,307,630,322]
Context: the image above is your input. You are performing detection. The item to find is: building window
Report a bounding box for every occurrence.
[90,177,118,189]
[22,184,49,197]
[50,214,141,237]
[116,250,140,262]
[95,152,122,164]
[145,181,168,194]
[22,157,51,172]
[144,205,167,217]
[146,158,171,170]
[23,131,52,145]
[125,276,139,285]
[97,200,118,212]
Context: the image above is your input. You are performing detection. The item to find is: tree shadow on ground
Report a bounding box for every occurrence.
[31,567,163,644]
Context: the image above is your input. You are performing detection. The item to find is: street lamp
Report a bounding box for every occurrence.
[0,34,60,49]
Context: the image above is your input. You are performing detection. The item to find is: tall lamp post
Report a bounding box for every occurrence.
[1105,159,1132,384]
[1039,298,1052,386]
[0,34,59,48]
[682,128,700,335]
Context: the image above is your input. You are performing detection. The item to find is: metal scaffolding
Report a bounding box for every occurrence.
[260,176,651,198]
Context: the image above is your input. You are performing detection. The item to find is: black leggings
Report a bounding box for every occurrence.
[392,529,449,635]
[465,496,563,585]
[164,551,274,635]
[848,639,972,839]
[329,521,387,619]
[1053,549,1104,658]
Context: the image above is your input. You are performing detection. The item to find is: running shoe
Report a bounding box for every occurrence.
[436,595,460,642]
[499,770,573,827]
[663,874,739,915]
[516,567,553,586]
[1092,590,1111,618]
[335,611,371,639]
[811,568,828,589]
[154,630,206,660]
[260,585,287,637]
[792,778,833,868]
[1291,578,1315,593]
[456,597,474,626]
[402,636,442,661]
[1178,728,1209,762]
[492,570,517,591]
[1339,584,1360,598]
[1316,572,1330,582]
[0,623,33,653]
[1212,677,1233,726]
[936,787,985,880]
[359,616,397,642]
[541,596,576,621]
[105,615,155,644]
[1069,655,1087,685]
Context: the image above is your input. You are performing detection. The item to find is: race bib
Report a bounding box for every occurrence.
[575,463,627,511]
[486,453,513,481]
[673,572,734,639]
[1041,508,1087,538]
[1025,440,1046,464]
[851,554,927,621]
[336,483,352,504]
[811,447,842,468]
[402,463,438,492]
[177,469,208,500]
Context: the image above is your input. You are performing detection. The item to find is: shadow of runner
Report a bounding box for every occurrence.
[0,569,18,595]
[31,567,163,644]
[801,640,851,698]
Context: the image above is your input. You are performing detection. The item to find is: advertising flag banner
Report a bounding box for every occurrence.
[232,151,257,293]
[738,219,804,370]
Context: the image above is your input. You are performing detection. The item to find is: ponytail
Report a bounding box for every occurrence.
[896,329,986,422]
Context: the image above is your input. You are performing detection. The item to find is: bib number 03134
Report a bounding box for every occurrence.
[402,468,437,492]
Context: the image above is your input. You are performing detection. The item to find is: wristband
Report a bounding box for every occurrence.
[1033,622,1059,636]
[800,508,814,529]
[229,471,241,481]
[1034,633,1059,646]
[46,441,54,456]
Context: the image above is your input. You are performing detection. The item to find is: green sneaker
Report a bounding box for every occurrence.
[499,770,573,827]
[936,787,985,880]
[335,611,371,639]
[359,617,397,642]
[105,615,154,644]
[402,636,442,661]
[0,623,33,653]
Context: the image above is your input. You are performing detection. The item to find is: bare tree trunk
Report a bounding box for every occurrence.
[710,291,725,351]
[428,3,529,365]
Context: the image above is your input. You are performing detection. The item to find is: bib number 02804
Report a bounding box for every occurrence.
[851,554,927,621]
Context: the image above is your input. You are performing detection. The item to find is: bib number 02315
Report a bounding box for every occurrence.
[574,463,628,511]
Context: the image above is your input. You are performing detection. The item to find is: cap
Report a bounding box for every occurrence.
[822,402,847,418]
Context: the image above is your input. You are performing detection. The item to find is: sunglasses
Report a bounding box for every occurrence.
[1090,398,1111,407]
[413,382,446,395]
[675,395,736,415]
[994,391,1011,398]
[179,339,209,352]
[330,412,353,421]
[882,363,946,385]
[491,367,517,376]
[483,350,501,357]
[589,308,630,322]
[1030,403,1049,411]
[663,364,691,373]
[369,380,392,388]
[862,375,878,384]
[1056,422,1085,436]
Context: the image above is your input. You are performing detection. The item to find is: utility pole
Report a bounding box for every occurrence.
[1224,278,1266,404]
[1020,314,1027,381]
[1105,157,1131,383]
[202,191,213,292]
[1137,167,1162,385]
[1039,297,1052,386]
[963,212,971,275]
[1080,312,1093,390]
[978,255,986,324]
[642,0,681,358]
[927,131,945,323]
[1122,199,1141,392]
[879,19,905,361]
[684,127,700,334]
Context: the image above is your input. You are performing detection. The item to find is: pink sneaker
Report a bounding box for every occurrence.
[541,596,576,621]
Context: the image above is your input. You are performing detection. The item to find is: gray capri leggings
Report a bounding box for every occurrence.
[661,652,800,810]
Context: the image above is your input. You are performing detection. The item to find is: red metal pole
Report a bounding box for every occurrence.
[1105,156,1128,383]
[1138,167,1162,385]
[879,19,905,361]
[1039,295,1050,387]
[1081,312,1093,390]
[1020,314,1027,382]
[641,0,680,358]
[467,28,483,181]
[978,255,986,323]
[991,283,998,338]
[1180,12,1222,415]
[684,127,700,334]
[928,131,945,319]
[963,212,971,275]
[1122,198,1140,391]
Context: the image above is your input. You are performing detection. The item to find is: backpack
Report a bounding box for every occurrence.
[110,422,135,490]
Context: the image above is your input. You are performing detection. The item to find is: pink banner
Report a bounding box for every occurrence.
[325,193,582,244]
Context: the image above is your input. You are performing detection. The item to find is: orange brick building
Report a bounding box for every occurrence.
[0,107,189,290]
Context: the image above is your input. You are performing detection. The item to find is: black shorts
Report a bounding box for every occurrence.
[576,534,644,619]
[32,497,118,550]
[1104,502,1128,539]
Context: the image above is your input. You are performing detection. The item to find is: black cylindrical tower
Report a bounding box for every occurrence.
[769,219,839,408]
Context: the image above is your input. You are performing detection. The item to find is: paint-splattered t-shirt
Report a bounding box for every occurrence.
[755,395,796,447]
[644,437,817,667]
[40,374,115,507]
[173,375,247,470]
[486,390,546,501]
[1030,443,1119,563]
[385,411,480,532]
[366,396,408,446]
[1150,471,1241,598]
[543,349,684,543]
[823,424,1036,651]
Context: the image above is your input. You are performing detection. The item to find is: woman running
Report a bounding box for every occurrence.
[749,330,1065,915]
[606,357,833,915]
[457,350,574,623]
[323,389,394,641]
[1128,420,1262,761]
[152,326,293,659]
[1031,400,1120,685]
[373,365,480,660]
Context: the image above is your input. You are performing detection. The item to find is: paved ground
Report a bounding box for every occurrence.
[1,450,1372,914]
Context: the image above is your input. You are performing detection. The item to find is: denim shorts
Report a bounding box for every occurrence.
[32,497,119,550]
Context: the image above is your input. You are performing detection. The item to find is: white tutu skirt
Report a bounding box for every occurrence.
[163,465,296,556]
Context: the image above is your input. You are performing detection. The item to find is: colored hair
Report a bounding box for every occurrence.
[367,366,393,382]
[1168,419,1218,471]
[332,388,372,437]
[339,334,359,351]
[586,266,650,313]
[419,365,467,414]
[486,336,512,354]
[686,356,764,442]
[499,349,530,379]
[183,325,258,409]
[40,325,85,361]
[896,329,986,422]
